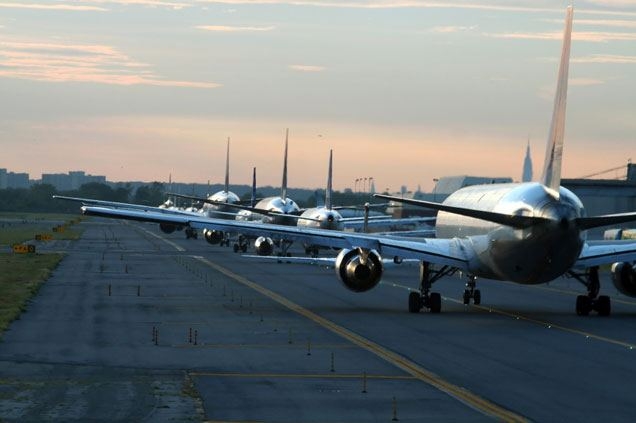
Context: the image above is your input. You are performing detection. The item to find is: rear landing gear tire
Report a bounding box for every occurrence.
[595,295,611,317]
[576,295,591,316]
[409,292,422,313]
[473,290,481,305]
[429,293,441,314]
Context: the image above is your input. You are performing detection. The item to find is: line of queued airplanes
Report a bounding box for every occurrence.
[57,129,432,257]
[57,6,636,316]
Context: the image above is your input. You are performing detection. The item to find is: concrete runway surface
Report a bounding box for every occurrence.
[1,218,635,422]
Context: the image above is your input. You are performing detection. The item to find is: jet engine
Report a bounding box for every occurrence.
[335,248,383,293]
[203,229,224,245]
[255,236,274,256]
[611,262,636,297]
[159,223,177,234]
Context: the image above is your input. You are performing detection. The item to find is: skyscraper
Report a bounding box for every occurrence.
[522,140,533,182]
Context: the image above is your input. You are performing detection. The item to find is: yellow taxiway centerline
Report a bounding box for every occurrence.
[194,256,527,422]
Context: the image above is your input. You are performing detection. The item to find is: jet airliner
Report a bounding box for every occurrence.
[67,7,636,315]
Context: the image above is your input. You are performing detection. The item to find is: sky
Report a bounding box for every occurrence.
[1,0,635,192]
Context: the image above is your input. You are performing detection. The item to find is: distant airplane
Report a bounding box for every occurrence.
[198,137,242,246]
[70,7,636,315]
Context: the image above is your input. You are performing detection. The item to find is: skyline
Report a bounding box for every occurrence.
[1,1,635,192]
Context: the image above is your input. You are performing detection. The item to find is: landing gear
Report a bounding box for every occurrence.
[233,235,249,253]
[408,262,455,314]
[185,228,198,239]
[462,276,481,305]
[569,266,611,316]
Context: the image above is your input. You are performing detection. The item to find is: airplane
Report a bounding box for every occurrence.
[198,138,242,246]
[69,6,636,316]
[177,147,434,256]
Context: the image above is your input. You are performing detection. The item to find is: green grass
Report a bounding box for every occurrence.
[0,253,65,337]
[0,213,84,245]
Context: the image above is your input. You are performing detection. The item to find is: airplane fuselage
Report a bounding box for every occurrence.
[436,182,586,284]
[236,197,300,226]
[201,191,241,219]
[297,207,345,231]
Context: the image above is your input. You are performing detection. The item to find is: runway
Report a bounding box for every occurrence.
[1,218,636,422]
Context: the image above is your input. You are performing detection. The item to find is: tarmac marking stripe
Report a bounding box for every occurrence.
[137,225,186,251]
[195,257,527,423]
[465,300,636,350]
[189,372,415,380]
[390,281,636,350]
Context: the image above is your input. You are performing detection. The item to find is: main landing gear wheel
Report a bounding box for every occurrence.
[576,294,610,316]
[408,262,453,314]
[462,276,481,305]
[570,267,611,317]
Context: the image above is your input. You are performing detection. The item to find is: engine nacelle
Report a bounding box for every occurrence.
[335,248,383,293]
[204,229,224,245]
[159,223,177,234]
[611,262,636,297]
[255,236,274,256]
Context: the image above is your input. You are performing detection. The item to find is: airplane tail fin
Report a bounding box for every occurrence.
[224,137,230,196]
[281,128,289,202]
[251,167,257,208]
[326,149,333,210]
[540,5,573,199]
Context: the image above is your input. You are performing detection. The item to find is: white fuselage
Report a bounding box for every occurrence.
[236,196,300,226]
[436,182,586,284]
[297,207,345,231]
[201,191,241,219]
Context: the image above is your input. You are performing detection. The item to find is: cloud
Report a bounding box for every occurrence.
[570,78,605,86]
[196,25,276,32]
[0,39,220,88]
[289,64,325,72]
[81,0,193,9]
[573,54,636,64]
[487,31,636,43]
[430,25,477,33]
[0,2,107,11]
[543,18,636,29]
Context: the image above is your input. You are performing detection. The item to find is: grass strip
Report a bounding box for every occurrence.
[0,253,65,337]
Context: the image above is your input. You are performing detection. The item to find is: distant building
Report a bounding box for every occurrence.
[388,175,513,217]
[522,140,533,182]
[7,171,30,189]
[41,171,107,191]
[0,168,7,189]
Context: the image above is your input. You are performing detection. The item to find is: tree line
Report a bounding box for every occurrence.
[0,182,383,213]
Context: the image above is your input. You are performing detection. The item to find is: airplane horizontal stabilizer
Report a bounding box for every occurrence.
[374,194,549,229]
[576,212,636,230]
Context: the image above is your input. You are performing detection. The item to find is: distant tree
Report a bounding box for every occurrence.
[133,182,165,206]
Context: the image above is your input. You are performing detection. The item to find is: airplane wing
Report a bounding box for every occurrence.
[241,254,419,268]
[80,205,470,269]
[575,240,636,268]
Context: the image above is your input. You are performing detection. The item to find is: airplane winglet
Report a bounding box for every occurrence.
[326,149,333,210]
[281,128,289,203]
[540,5,573,198]
[224,137,230,196]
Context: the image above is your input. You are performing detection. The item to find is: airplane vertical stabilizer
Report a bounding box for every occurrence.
[281,128,289,202]
[224,137,230,195]
[540,5,573,198]
[326,149,333,210]
[251,167,257,208]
